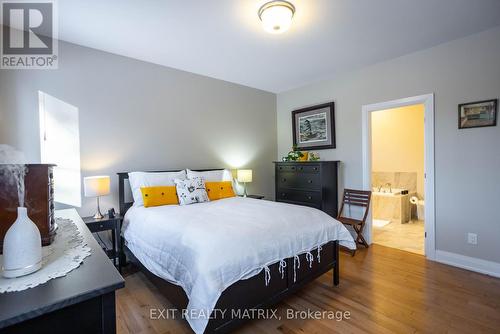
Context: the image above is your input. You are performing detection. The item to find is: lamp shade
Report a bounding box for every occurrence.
[237,169,252,183]
[84,176,110,197]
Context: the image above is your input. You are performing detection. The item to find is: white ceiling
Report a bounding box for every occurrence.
[57,0,500,93]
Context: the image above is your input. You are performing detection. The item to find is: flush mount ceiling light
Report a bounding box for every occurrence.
[258,1,295,34]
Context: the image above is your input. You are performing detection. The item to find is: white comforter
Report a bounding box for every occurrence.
[122,197,355,333]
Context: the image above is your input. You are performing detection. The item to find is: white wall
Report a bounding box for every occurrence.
[277,27,500,263]
[0,41,276,216]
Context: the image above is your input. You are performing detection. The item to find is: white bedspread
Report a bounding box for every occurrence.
[122,197,355,333]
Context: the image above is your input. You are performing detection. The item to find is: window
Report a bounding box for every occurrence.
[39,91,81,207]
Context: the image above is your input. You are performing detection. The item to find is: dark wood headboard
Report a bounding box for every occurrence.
[117,169,224,215]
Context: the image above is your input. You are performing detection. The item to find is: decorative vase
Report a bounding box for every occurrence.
[2,207,42,278]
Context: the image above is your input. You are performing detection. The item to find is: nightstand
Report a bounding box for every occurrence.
[243,195,265,200]
[82,214,122,272]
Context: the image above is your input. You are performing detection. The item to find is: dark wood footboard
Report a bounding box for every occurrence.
[127,240,339,333]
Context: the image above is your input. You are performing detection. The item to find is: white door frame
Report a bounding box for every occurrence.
[361,94,436,260]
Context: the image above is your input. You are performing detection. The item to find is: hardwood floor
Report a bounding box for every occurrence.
[116,245,500,334]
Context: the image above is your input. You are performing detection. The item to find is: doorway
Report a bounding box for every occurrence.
[362,94,435,259]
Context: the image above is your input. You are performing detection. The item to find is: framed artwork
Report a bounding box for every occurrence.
[458,99,497,129]
[292,102,335,150]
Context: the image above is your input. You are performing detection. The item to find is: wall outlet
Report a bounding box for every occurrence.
[467,233,478,245]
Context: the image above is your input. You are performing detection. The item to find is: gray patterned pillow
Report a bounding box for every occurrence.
[174,177,210,205]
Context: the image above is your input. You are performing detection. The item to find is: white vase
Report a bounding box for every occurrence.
[2,207,42,278]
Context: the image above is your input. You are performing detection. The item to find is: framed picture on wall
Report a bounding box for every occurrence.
[292,102,335,150]
[458,99,497,129]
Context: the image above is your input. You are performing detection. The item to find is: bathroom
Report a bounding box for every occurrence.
[371,104,425,255]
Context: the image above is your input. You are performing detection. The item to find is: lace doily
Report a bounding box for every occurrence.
[0,218,92,293]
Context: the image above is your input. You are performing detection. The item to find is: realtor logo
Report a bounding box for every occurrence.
[1,0,58,69]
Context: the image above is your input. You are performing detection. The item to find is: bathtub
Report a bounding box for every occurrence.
[372,188,411,223]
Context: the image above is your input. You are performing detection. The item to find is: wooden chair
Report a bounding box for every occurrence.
[337,189,372,248]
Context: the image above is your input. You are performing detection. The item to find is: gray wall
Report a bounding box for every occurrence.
[0,41,276,216]
[2,26,499,265]
[277,27,500,263]
[0,84,5,143]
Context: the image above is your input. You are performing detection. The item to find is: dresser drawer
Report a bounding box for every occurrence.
[276,189,321,208]
[295,164,320,173]
[277,165,297,173]
[277,172,321,190]
[276,164,320,174]
[87,220,116,233]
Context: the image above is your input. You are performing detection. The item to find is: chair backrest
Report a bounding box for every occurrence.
[338,189,372,223]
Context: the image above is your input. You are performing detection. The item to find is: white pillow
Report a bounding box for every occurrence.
[128,170,186,207]
[186,169,233,182]
[174,177,209,205]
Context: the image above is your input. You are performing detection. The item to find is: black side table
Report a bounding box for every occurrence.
[82,214,122,272]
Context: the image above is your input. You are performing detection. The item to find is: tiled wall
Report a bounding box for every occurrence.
[372,172,418,195]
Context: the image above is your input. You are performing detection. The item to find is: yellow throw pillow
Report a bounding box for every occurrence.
[205,181,235,201]
[140,186,179,207]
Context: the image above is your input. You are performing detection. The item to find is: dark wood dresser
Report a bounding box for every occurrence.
[0,209,125,334]
[274,161,339,217]
[0,164,56,253]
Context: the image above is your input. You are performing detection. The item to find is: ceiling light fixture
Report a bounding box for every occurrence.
[258,1,295,34]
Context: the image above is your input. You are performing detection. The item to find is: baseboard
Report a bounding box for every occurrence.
[435,250,500,278]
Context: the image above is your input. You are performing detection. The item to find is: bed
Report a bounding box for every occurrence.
[118,170,355,334]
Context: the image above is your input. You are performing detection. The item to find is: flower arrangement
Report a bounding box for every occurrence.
[282,146,304,161]
[308,152,320,161]
[282,147,320,162]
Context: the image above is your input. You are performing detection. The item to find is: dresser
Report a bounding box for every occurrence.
[274,161,339,217]
[0,209,124,334]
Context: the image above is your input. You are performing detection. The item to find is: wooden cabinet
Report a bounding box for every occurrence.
[274,161,339,217]
[0,164,56,252]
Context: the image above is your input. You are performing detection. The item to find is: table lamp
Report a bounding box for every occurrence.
[84,176,110,219]
[237,169,252,197]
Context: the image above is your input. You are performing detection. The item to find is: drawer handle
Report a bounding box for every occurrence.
[282,178,286,182]
[279,167,283,170]
[100,224,104,229]
[299,167,303,170]
[307,196,312,200]
[308,180,313,183]
[313,167,318,171]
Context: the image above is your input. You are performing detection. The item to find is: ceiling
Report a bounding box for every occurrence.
[56,0,500,93]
